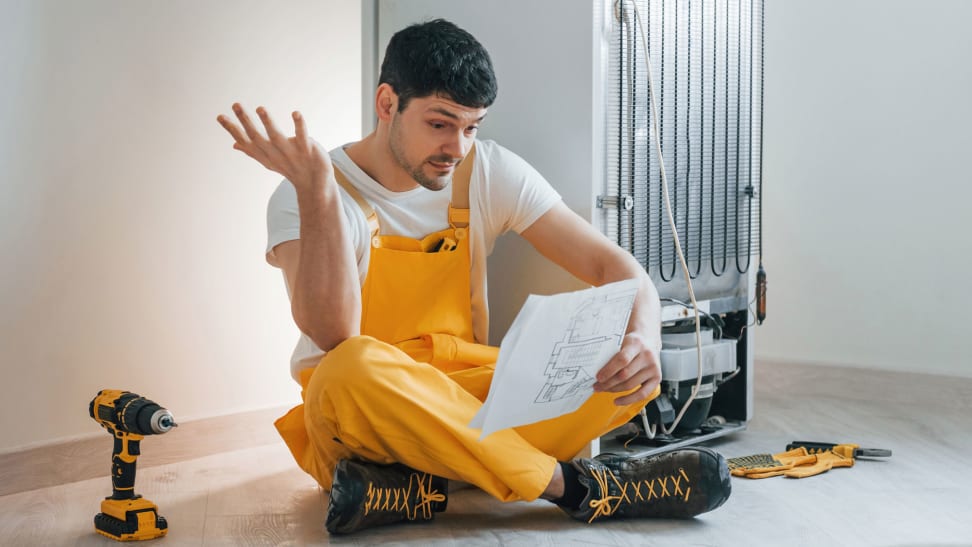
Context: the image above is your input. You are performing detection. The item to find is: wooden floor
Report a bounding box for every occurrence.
[2,360,971,546]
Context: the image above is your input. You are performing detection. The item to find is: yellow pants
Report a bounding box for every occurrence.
[291,335,651,502]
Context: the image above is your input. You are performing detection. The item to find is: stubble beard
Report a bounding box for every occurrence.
[389,115,454,192]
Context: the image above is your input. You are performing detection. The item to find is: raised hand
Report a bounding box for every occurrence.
[217,103,333,192]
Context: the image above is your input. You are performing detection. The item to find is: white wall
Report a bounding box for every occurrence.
[757,0,972,377]
[0,0,360,452]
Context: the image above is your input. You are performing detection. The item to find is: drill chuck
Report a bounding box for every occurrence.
[151,409,176,434]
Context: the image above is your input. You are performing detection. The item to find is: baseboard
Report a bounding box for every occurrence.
[0,405,290,497]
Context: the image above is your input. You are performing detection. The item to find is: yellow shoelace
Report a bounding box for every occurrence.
[587,466,692,523]
[364,471,446,520]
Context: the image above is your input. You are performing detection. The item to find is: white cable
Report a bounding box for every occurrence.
[639,406,657,440]
[626,0,704,436]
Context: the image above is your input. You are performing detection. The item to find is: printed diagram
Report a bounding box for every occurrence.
[534,286,638,403]
[469,278,640,438]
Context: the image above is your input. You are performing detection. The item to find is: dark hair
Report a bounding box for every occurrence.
[378,19,497,112]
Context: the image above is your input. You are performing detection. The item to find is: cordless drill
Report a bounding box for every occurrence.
[89,389,177,541]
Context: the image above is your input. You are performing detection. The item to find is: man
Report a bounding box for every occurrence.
[218,19,730,535]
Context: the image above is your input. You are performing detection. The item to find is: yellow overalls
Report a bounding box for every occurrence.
[274,147,655,502]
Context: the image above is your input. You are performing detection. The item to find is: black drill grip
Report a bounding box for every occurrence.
[110,435,139,500]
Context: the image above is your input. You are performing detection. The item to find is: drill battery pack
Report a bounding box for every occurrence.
[94,496,168,541]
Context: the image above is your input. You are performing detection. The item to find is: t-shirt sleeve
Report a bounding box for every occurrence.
[484,142,562,235]
[265,180,300,267]
[265,179,368,272]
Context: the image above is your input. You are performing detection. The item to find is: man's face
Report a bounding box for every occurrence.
[388,94,487,191]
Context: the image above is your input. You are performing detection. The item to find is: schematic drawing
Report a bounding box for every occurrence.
[534,286,638,404]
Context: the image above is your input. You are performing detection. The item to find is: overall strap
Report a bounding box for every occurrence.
[449,144,476,229]
[333,167,380,238]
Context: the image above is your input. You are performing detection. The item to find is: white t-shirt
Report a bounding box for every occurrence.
[266,139,562,381]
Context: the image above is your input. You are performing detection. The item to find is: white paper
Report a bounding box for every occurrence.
[469,278,639,439]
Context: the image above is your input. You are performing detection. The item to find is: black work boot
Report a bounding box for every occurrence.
[562,447,731,523]
[325,459,449,534]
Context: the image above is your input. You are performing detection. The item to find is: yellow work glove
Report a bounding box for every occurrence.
[726,447,817,479]
[728,444,858,479]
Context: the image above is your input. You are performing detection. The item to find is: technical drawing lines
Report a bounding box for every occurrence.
[534,286,638,404]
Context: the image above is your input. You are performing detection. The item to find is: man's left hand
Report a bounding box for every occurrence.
[593,332,661,406]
